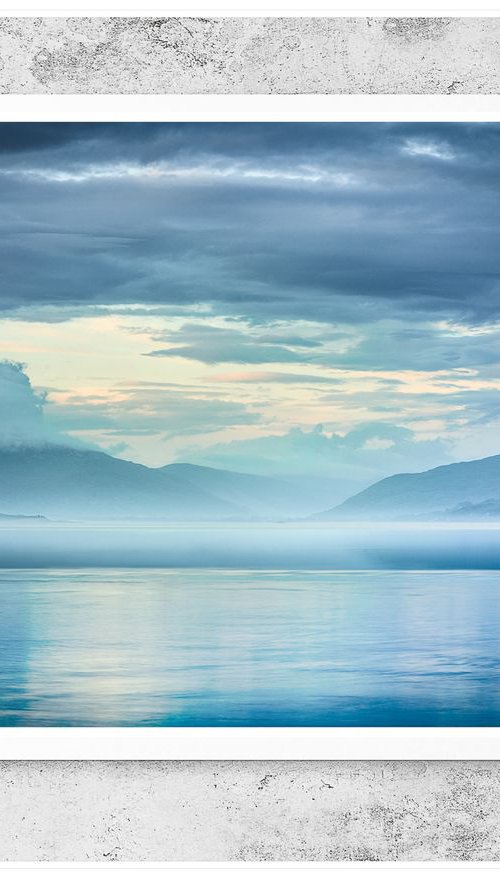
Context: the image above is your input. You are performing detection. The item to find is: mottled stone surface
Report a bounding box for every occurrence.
[0,760,500,861]
[0,16,500,94]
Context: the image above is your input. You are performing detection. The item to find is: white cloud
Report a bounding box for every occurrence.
[183,422,450,484]
[402,139,455,161]
[433,319,500,337]
[362,437,395,451]
[0,360,63,447]
[1,161,358,188]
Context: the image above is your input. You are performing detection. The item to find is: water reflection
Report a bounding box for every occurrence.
[1,568,500,726]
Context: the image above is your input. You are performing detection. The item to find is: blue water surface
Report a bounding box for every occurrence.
[1,567,500,726]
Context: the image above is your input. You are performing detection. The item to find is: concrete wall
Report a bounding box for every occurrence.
[1,17,500,94]
[1,760,500,861]
[1,15,500,862]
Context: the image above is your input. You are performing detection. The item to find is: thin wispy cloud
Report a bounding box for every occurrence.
[402,138,455,160]
[1,160,358,189]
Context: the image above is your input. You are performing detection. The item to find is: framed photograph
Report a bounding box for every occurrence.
[1,94,500,759]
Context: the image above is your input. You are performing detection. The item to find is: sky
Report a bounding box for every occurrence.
[1,122,499,490]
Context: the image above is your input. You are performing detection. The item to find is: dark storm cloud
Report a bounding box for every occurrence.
[1,122,500,327]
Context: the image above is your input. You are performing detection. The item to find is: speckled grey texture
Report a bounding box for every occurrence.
[1,760,500,861]
[1,14,500,865]
[0,16,500,94]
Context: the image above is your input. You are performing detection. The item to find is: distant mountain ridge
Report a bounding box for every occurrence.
[317,453,500,521]
[0,445,326,521]
[163,463,326,519]
[4,444,500,523]
[0,445,247,521]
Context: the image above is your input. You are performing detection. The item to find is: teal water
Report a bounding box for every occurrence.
[1,568,500,726]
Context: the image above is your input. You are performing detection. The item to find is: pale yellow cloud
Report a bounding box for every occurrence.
[0,310,497,467]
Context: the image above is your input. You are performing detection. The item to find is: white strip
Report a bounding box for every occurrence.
[0,866,500,877]
[0,95,499,121]
[0,865,499,875]
[4,2,500,17]
[2,728,500,760]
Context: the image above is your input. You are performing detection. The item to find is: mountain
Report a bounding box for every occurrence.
[444,499,500,519]
[0,445,326,522]
[0,445,250,521]
[162,463,331,518]
[317,453,500,521]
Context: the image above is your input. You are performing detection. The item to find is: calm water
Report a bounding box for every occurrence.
[2,568,500,726]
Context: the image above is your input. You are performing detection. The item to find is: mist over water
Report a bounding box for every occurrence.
[0,521,499,569]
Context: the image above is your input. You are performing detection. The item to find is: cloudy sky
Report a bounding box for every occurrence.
[1,122,499,488]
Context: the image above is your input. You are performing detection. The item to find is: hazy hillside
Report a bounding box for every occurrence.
[445,500,500,519]
[7,443,500,524]
[0,446,332,522]
[163,463,334,518]
[317,454,500,521]
[0,445,249,521]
